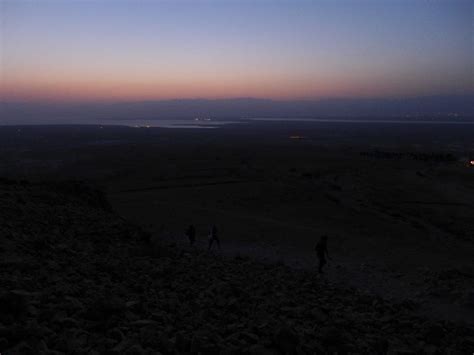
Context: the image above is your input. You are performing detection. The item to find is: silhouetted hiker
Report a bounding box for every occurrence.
[186,224,196,246]
[315,235,330,273]
[208,225,220,251]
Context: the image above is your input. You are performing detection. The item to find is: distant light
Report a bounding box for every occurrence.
[289,135,305,140]
[470,160,474,166]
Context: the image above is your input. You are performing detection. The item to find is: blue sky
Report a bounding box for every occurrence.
[1,0,473,102]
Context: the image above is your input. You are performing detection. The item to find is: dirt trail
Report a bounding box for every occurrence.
[158,227,474,327]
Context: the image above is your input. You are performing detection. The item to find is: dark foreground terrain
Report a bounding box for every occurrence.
[1,122,474,324]
[1,178,474,354]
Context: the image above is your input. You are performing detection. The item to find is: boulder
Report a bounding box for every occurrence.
[273,325,299,354]
[0,290,30,322]
[421,323,445,345]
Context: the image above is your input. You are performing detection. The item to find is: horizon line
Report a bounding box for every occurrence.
[2,93,474,106]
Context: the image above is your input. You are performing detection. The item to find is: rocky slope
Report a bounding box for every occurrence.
[0,178,473,354]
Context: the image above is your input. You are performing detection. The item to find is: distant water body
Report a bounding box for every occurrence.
[102,117,474,127]
[0,118,239,128]
[99,118,239,129]
[1,117,473,128]
[91,117,474,128]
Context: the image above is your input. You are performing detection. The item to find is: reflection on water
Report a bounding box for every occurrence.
[2,116,472,128]
[89,117,474,128]
[103,119,240,129]
[0,118,240,129]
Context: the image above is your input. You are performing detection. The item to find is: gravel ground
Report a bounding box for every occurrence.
[1,178,473,354]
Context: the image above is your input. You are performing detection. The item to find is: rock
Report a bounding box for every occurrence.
[151,311,168,323]
[310,307,328,323]
[39,307,57,323]
[175,331,191,352]
[36,339,49,352]
[40,326,56,341]
[0,337,8,352]
[10,341,35,355]
[130,319,158,328]
[55,329,89,353]
[421,323,445,345]
[84,296,125,321]
[460,336,474,349]
[273,325,299,354]
[190,331,222,354]
[387,347,417,355]
[2,179,474,354]
[107,328,125,343]
[0,290,29,322]
[220,345,241,355]
[372,337,389,353]
[320,326,342,346]
[126,300,141,310]
[54,316,79,328]
[157,331,175,353]
[27,304,38,317]
[239,331,260,344]
[125,344,146,354]
[463,289,474,308]
[110,339,134,354]
[423,344,438,354]
[64,296,85,314]
[248,343,279,355]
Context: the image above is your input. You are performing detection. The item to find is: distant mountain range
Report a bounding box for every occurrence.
[1,95,473,123]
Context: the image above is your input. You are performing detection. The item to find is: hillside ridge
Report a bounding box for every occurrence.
[1,179,473,353]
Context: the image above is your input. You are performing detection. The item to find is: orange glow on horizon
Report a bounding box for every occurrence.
[2,0,471,105]
[1,74,450,103]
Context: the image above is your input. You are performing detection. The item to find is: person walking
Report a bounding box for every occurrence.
[186,224,196,246]
[315,235,330,273]
[208,224,220,251]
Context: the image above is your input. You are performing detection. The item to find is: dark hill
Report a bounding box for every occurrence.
[2,95,473,123]
[0,179,472,353]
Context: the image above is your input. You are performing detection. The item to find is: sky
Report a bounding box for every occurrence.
[1,0,473,103]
